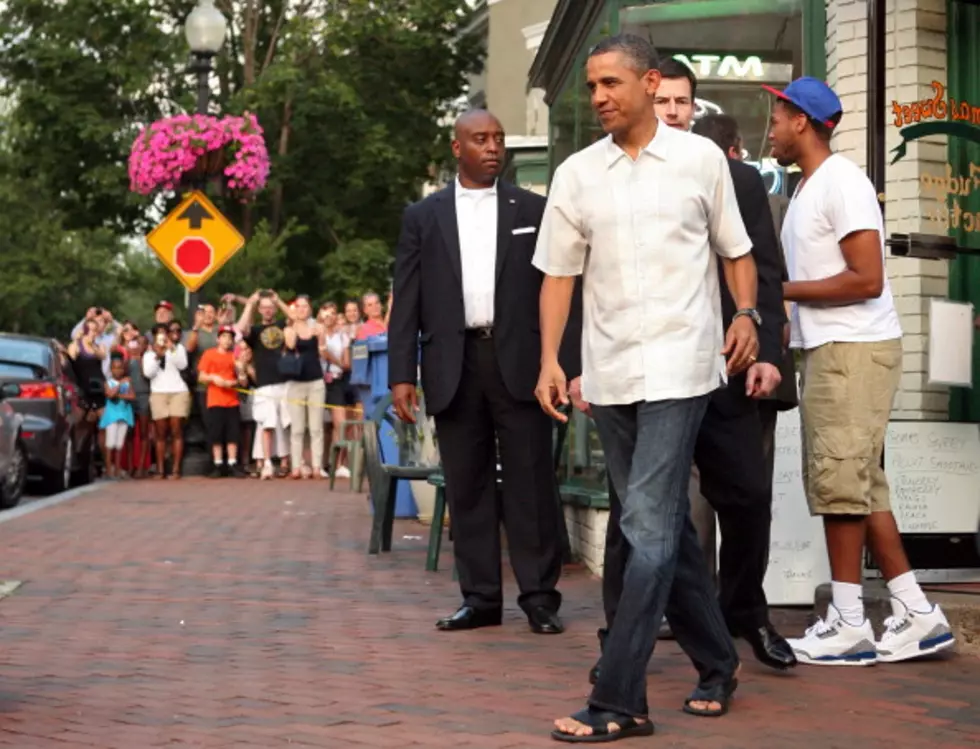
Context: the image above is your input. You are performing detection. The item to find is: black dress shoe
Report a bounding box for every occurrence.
[740,623,797,670]
[435,605,502,631]
[527,606,564,634]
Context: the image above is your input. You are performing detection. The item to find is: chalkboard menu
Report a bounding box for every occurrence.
[884,422,980,534]
[764,408,832,605]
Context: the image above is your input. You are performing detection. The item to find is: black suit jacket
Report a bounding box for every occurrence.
[388,180,582,416]
[711,158,787,413]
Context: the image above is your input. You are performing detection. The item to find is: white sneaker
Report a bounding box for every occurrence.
[260,462,274,480]
[876,600,955,663]
[335,466,351,479]
[787,604,878,666]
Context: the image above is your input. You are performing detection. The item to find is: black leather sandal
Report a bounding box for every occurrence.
[551,707,655,743]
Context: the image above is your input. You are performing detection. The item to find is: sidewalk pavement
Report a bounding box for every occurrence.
[0,480,977,749]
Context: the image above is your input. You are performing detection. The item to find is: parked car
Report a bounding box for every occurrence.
[0,334,101,494]
[0,385,27,508]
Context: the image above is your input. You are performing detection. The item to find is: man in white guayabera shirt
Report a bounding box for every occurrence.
[533,34,761,743]
[765,77,954,666]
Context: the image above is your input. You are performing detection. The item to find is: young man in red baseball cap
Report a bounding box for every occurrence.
[766,77,953,666]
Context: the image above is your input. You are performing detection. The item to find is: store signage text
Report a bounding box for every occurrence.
[920,162,980,234]
[891,81,980,128]
[890,81,980,163]
[673,54,765,80]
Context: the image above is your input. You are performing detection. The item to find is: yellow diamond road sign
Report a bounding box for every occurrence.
[145,190,245,292]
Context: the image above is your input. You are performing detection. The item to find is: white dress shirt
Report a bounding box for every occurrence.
[455,177,498,328]
[532,122,752,406]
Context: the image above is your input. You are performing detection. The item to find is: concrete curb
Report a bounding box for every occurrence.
[0,484,102,525]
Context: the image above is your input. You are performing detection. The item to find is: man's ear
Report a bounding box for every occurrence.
[645,69,662,96]
[450,139,461,160]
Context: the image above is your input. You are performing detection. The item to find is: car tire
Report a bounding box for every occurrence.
[39,437,72,496]
[0,439,28,509]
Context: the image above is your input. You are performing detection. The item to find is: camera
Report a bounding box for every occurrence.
[155,332,167,347]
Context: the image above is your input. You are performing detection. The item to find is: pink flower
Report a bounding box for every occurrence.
[128,112,270,197]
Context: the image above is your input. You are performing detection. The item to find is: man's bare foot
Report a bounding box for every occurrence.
[683,664,740,717]
[551,707,653,742]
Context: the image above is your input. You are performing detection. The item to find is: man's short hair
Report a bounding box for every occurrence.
[658,57,698,100]
[692,114,741,155]
[588,33,660,74]
[778,99,841,143]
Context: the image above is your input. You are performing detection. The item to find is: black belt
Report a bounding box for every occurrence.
[465,326,494,339]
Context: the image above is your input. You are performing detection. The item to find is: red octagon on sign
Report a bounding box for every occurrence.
[174,237,214,276]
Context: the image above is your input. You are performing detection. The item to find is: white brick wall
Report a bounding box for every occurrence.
[563,506,608,577]
[827,0,950,420]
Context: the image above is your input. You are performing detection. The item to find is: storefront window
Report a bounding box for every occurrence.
[549,73,578,176]
[617,0,803,196]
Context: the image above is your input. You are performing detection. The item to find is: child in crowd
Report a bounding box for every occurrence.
[99,353,135,479]
[235,342,257,476]
[198,325,248,478]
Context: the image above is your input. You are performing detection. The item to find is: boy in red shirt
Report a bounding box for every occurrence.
[198,326,248,478]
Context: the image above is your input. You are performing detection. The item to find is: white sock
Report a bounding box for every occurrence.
[887,571,930,617]
[228,458,237,466]
[831,581,864,625]
[214,458,222,466]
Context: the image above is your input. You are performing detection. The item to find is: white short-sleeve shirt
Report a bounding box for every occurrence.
[532,122,752,406]
[781,154,903,350]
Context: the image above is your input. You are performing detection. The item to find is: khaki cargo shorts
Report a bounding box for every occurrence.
[799,339,902,516]
[149,391,192,421]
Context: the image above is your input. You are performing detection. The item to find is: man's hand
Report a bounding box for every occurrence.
[86,307,98,320]
[392,383,418,424]
[568,376,591,416]
[745,362,781,399]
[103,310,114,324]
[722,316,759,375]
[535,360,569,422]
[193,308,205,329]
[248,290,261,304]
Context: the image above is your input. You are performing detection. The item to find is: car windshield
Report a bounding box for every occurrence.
[0,339,51,378]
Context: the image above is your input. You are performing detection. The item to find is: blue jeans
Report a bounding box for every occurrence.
[589,397,739,718]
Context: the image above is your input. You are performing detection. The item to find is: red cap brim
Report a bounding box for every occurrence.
[761,84,837,129]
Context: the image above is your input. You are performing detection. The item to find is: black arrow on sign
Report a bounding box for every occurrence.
[177,200,213,230]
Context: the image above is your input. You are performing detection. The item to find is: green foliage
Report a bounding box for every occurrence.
[320,238,394,307]
[0,0,482,338]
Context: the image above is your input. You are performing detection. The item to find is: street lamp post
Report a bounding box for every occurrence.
[184,0,227,320]
[181,0,227,476]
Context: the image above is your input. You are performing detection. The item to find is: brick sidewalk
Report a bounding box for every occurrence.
[0,480,977,748]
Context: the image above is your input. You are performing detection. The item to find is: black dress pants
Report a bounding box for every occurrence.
[434,336,562,613]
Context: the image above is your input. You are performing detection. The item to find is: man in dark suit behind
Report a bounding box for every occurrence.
[388,109,579,635]
[585,70,798,683]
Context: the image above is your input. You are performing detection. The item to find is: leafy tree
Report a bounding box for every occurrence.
[0,0,482,336]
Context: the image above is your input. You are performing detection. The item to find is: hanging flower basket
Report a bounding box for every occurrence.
[128,112,270,201]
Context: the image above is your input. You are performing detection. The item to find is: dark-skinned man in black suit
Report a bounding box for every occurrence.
[388,109,580,635]
[583,64,797,686]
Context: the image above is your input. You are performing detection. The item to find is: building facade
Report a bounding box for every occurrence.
[529,0,980,576]
[530,0,980,423]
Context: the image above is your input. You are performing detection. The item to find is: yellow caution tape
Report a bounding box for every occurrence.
[231,386,365,413]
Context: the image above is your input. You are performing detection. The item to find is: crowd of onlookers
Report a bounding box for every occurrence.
[63,290,391,480]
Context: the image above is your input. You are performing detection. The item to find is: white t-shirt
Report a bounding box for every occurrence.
[322,330,349,379]
[781,153,903,350]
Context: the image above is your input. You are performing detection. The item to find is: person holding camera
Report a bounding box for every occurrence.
[236,289,290,480]
[143,321,190,480]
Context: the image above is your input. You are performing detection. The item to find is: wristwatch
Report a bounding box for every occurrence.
[733,308,762,326]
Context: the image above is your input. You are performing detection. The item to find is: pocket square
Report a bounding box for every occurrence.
[512,226,536,235]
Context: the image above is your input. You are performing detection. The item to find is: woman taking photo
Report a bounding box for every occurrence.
[282,296,326,479]
[319,303,354,479]
[143,321,190,479]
